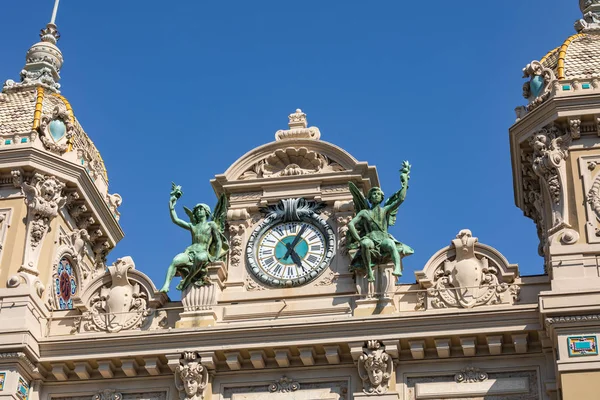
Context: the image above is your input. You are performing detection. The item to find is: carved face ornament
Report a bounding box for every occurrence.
[183,378,199,396]
[41,179,57,201]
[365,356,386,385]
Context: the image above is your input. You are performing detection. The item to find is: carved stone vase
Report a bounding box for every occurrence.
[176,262,227,328]
[182,284,216,312]
[354,262,397,317]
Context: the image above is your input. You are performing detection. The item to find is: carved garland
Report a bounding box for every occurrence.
[455,367,488,383]
[228,224,245,268]
[587,171,600,227]
[269,376,300,393]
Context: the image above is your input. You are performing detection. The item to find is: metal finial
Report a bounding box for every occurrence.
[50,0,60,25]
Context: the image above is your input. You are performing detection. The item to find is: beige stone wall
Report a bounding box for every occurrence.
[36,215,62,290]
[0,197,27,288]
[561,371,600,400]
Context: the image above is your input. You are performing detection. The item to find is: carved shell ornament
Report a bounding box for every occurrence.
[238,147,344,180]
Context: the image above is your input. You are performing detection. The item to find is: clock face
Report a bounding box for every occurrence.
[256,222,326,282]
[246,209,336,288]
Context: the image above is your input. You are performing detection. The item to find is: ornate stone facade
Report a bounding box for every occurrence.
[2,2,600,400]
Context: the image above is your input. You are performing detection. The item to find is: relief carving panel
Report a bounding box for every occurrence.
[223,379,348,400]
[415,230,520,310]
[406,370,538,400]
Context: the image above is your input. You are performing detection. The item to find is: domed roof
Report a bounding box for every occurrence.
[518,2,600,117]
[536,1,600,80]
[0,87,108,183]
[0,20,109,186]
[539,32,600,80]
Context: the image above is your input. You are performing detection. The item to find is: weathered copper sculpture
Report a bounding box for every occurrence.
[347,161,414,282]
[160,183,228,293]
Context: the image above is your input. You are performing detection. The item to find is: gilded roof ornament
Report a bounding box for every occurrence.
[275,109,321,141]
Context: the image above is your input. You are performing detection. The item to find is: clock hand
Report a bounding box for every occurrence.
[288,247,306,271]
[283,224,308,260]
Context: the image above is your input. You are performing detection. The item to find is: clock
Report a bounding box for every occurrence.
[246,199,336,287]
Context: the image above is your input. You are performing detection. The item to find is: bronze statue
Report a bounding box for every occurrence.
[160,183,228,293]
[347,161,414,283]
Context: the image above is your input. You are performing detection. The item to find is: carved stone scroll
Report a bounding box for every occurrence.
[522,60,557,112]
[529,123,571,233]
[18,174,66,277]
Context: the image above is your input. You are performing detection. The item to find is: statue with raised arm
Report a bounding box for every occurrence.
[347,161,414,285]
[160,183,229,293]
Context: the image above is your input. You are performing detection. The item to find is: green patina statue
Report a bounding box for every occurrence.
[159,183,229,293]
[347,161,414,282]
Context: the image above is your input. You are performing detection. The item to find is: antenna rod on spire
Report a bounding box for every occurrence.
[50,0,60,24]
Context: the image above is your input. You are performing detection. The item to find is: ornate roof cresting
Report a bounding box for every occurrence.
[275,109,321,141]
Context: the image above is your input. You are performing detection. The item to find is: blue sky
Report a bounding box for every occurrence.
[0,1,582,297]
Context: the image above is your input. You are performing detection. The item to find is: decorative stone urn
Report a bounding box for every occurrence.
[354,262,397,317]
[176,262,227,328]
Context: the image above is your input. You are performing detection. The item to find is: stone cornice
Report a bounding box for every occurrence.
[38,306,541,362]
[0,147,123,245]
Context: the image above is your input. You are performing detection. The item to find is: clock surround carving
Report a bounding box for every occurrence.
[246,198,336,287]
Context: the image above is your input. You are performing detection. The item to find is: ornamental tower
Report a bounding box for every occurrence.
[0,5,123,306]
[511,0,600,395]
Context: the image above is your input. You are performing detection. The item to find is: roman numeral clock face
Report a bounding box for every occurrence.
[247,215,335,287]
[258,222,325,280]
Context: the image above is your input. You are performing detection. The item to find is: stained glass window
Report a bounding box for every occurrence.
[54,257,77,310]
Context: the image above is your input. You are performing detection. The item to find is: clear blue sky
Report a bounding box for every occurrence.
[0,1,582,297]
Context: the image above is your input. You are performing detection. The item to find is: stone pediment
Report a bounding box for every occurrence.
[415,230,520,309]
[238,146,346,180]
[215,109,370,183]
[222,139,359,182]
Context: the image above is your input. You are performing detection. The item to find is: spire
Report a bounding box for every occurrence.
[576,0,600,32]
[2,0,64,93]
